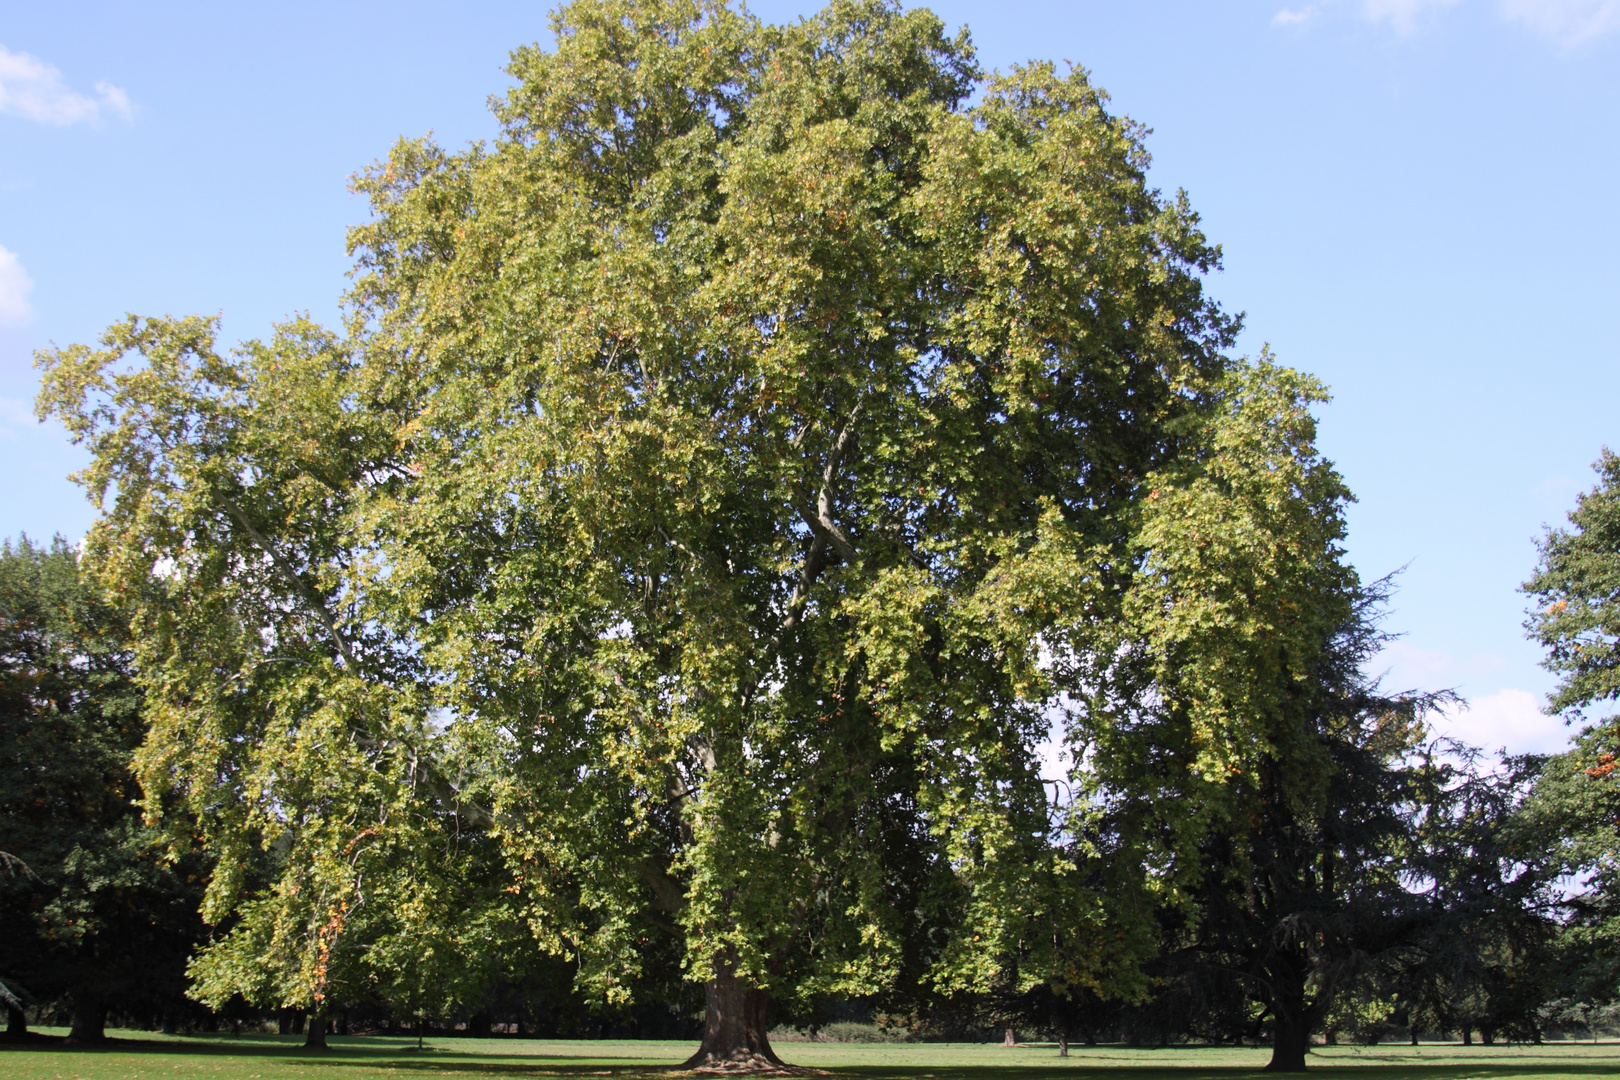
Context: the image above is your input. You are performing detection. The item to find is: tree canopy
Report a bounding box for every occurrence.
[33,0,1448,1070]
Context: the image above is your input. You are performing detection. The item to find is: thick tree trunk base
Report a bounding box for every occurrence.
[65,998,105,1045]
[681,974,792,1074]
[302,1017,329,1050]
[1266,1017,1308,1072]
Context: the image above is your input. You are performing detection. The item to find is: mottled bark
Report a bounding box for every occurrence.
[681,967,784,1072]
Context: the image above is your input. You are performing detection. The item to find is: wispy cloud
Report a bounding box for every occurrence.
[0,44,131,126]
[1274,6,1319,26]
[1363,0,1464,35]
[1433,688,1572,755]
[1374,641,1508,688]
[1501,0,1620,44]
[0,245,32,325]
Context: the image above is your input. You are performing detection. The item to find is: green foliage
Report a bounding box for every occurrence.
[34,0,1422,1052]
[34,316,508,1022]
[1521,451,1620,1017]
[1525,449,1620,722]
[0,535,204,1028]
[336,0,1241,1022]
[1397,751,1560,1043]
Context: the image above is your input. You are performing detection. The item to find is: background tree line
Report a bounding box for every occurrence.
[4,1,1619,1071]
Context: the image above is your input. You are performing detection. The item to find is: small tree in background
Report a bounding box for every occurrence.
[1521,449,1620,1025]
[0,536,207,1042]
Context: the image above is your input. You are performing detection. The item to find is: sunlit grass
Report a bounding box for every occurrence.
[3,1031,1620,1080]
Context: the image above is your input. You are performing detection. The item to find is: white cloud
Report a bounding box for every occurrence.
[1432,688,1574,755]
[1274,6,1318,25]
[1373,641,1507,689]
[0,44,131,126]
[0,245,32,325]
[1502,0,1620,43]
[1363,0,1463,33]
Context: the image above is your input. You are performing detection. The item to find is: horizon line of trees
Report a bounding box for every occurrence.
[5,1,1620,1072]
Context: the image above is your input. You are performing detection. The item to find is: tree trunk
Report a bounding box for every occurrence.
[66,994,105,1044]
[1058,1032,1068,1057]
[6,1004,26,1037]
[681,966,783,1072]
[303,1016,328,1050]
[1409,1029,1418,1046]
[1461,1029,1472,1046]
[1003,1028,1016,1047]
[1267,1009,1308,1073]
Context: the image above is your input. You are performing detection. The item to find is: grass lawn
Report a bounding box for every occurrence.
[3,1032,1620,1080]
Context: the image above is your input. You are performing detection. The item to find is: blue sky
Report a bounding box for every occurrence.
[2,0,1615,755]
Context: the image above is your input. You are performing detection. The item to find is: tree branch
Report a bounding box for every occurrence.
[216,492,357,670]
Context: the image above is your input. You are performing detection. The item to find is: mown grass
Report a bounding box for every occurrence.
[3,1031,1619,1080]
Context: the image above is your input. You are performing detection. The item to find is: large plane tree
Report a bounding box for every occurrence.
[39,0,1363,1070]
[337,0,1239,1066]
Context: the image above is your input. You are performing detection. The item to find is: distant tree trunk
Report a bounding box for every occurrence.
[6,1004,26,1037]
[468,1012,491,1037]
[303,1016,328,1050]
[336,1013,349,1036]
[279,1011,293,1035]
[1461,1029,1472,1046]
[1003,1028,1017,1047]
[162,1012,179,1035]
[1083,1027,1097,1047]
[1480,1026,1494,1046]
[1409,1029,1418,1046]
[681,964,782,1071]
[66,993,106,1044]
[1058,1032,1068,1057]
